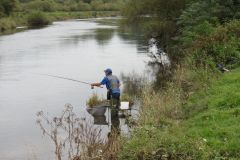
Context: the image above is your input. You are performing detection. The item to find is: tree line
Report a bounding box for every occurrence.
[122,0,240,73]
[0,0,125,18]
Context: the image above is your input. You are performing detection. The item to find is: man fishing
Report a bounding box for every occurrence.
[91,68,121,105]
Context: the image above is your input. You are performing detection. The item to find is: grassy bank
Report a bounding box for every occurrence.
[0,11,120,34]
[119,68,240,159]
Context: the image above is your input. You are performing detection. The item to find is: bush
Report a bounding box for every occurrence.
[77,1,91,11]
[0,0,17,15]
[180,20,240,69]
[27,11,50,27]
[0,17,16,32]
[23,0,56,12]
[0,5,5,18]
[90,0,121,11]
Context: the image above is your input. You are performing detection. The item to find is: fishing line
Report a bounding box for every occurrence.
[37,73,103,88]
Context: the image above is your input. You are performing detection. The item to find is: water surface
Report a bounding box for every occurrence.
[0,18,148,159]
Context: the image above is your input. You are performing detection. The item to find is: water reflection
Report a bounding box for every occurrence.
[61,28,115,46]
[59,19,149,54]
[86,106,121,134]
[117,26,148,54]
[93,115,108,125]
[86,102,133,137]
[94,28,115,45]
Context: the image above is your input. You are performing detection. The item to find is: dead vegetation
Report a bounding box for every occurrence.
[36,104,120,160]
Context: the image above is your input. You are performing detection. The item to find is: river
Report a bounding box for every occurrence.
[0,18,148,159]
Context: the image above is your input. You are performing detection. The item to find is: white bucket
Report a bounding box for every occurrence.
[120,101,130,110]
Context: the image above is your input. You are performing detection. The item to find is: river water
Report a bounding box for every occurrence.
[0,18,148,159]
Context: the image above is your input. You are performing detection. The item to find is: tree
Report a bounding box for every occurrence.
[83,0,92,4]
[0,0,17,15]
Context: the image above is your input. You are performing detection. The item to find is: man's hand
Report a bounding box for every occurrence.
[90,83,102,89]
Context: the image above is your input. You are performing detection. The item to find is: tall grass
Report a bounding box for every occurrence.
[119,64,222,159]
[86,93,105,107]
[120,71,147,97]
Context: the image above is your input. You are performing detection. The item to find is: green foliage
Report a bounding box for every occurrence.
[0,0,17,15]
[0,0,123,33]
[120,0,240,159]
[183,68,240,158]
[182,20,240,68]
[83,0,92,4]
[120,68,240,159]
[27,11,50,27]
[20,0,123,12]
[122,0,187,21]
[122,0,240,65]
[0,5,5,18]
[90,0,121,11]
[179,21,215,47]
[22,0,56,12]
[121,0,144,22]
[177,0,240,68]
[76,1,91,11]
[0,17,16,32]
[121,0,188,57]
[46,11,119,20]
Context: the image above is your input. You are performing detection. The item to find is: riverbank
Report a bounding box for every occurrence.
[0,11,120,35]
[119,68,240,159]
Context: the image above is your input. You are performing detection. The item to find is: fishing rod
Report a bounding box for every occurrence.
[37,74,103,88]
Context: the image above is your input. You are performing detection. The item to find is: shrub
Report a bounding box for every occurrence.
[0,0,17,15]
[0,17,16,32]
[27,11,50,27]
[0,5,5,18]
[90,0,120,11]
[77,1,91,11]
[181,20,240,69]
[23,0,56,12]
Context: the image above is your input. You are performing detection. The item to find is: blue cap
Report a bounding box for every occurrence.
[104,68,112,75]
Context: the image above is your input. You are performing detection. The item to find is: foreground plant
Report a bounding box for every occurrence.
[36,104,120,160]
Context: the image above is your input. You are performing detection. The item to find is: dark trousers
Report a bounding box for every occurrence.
[107,90,120,100]
[107,90,120,107]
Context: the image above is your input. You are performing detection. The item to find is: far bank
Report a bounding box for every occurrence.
[0,11,120,35]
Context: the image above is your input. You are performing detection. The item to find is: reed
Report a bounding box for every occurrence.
[86,93,105,108]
